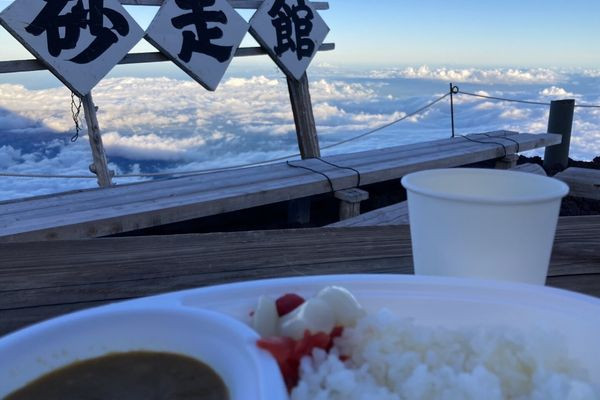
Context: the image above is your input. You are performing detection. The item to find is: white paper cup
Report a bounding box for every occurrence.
[401,168,569,284]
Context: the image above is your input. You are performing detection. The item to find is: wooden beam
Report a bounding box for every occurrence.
[335,188,369,220]
[287,72,320,159]
[80,93,113,188]
[0,59,42,74]
[119,0,330,9]
[0,44,335,74]
[494,153,519,169]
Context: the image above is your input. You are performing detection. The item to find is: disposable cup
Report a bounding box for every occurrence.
[401,168,569,284]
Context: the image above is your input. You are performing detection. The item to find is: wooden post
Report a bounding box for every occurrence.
[287,72,320,159]
[495,153,519,169]
[544,99,575,171]
[287,198,311,226]
[286,72,320,225]
[80,92,113,187]
[335,188,369,221]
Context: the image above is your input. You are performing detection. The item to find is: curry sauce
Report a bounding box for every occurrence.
[6,351,229,400]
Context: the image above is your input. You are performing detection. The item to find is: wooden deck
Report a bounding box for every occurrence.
[1,215,598,336]
[0,131,560,242]
[329,200,410,227]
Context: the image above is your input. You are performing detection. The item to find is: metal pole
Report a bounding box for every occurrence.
[543,99,575,171]
[449,83,455,138]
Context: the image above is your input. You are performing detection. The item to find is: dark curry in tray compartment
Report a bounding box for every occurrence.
[6,351,229,400]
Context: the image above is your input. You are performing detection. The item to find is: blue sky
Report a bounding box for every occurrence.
[1,0,599,68]
[324,0,600,67]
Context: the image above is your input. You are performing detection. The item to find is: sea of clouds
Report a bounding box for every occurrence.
[0,66,598,201]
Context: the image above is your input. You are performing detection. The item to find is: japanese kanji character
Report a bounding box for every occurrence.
[171,0,233,63]
[25,0,130,64]
[268,0,315,60]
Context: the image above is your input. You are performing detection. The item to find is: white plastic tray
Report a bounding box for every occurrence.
[2,274,600,395]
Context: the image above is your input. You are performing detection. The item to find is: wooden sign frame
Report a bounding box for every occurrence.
[0,0,333,187]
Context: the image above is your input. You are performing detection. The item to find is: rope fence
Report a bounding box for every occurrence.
[1,84,599,180]
[0,92,450,180]
[455,89,600,108]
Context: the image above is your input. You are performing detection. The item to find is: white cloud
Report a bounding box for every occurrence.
[310,79,377,102]
[369,66,564,84]
[350,110,406,126]
[539,86,576,97]
[102,132,208,160]
[475,101,502,110]
[0,145,22,168]
[223,76,279,88]
[313,102,346,120]
[0,69,598,201]
[500,108,531,120]
[0,75,404,200]
[582,69,600,78]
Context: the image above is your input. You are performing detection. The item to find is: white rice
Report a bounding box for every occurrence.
[291,309,599,400]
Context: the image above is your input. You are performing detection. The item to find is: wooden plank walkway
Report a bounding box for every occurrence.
[329,200,411,227]
[0,132,560,242]
[329,163,547,228]
[0,215,598,336]
[555,167,600,200]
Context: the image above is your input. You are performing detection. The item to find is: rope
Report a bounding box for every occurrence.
[574,103,600,109]
[286,160,335,192]
[316,157,361,188]
[123,92,449,177]
[456,89,600,108]
[459,134,508,158]
[0,172,96,179]
[482,133,520,153]
[116,152,301,178]
[457,90,550,106]
[284,158,363,193]
[1,93,449,180]
[321,93,450,150]
[70,92,83,142]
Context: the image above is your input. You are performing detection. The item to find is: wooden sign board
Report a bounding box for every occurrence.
[250,0,329,80]
[145,0,248,91]
[0,0,144,96]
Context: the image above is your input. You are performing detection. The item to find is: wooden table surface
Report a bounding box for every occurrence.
[1,215,599,336]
